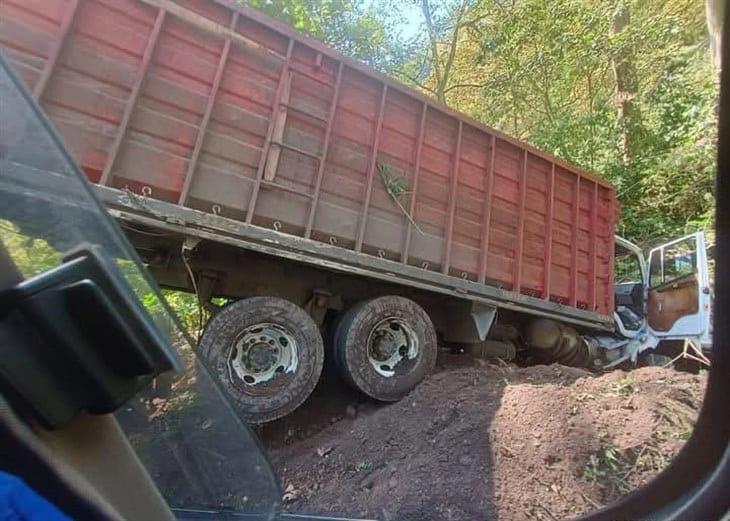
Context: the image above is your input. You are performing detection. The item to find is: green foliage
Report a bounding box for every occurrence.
[583,439,673,502]
[614,249,643,283]
[384,0,718,247]
[608,375,636,397]
[583,442,623,484]
[0,219,199,340]
[0,220,61,278]
[240,0,404,71]
[377,162,423,233]
[158,291,230,339]
[161,290,207,339]
[378,162,411,201]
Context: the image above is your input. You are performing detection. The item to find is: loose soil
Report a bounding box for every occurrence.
[262,357,707,521]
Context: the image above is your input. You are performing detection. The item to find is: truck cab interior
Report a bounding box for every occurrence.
[614,241,646,330]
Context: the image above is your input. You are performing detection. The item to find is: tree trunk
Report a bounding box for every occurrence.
[611,1,641,164]
[420,0,467,104]
[705,0,724,71]
[421,0,445,101]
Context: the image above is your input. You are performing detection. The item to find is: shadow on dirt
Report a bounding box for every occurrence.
[264,352,508,520]
[258,361,373,451]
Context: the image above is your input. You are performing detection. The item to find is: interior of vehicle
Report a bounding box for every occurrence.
[614,242,646,330]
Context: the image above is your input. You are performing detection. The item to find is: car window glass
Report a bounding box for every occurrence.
[615,249,642,284]
[0,55,280,517]
[662,238,697,283]
[649,250,663,288]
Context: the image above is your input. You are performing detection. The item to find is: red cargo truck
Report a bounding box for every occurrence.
[0,0,712,423]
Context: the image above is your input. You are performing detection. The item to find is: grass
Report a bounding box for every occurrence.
[582,438,673,502]
[607,374,637,397]
[582,442,630,494]
[672,424,694,441]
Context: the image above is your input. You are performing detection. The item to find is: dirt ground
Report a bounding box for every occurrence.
[261,355,707,521]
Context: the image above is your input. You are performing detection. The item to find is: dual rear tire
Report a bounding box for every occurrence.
[199,296,324,424]
[199,295,437,424]
[333,296,437,402]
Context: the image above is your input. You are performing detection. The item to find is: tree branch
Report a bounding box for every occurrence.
[440,5,466,101]
[443,82,487,94]
[420,0,443,89]
[402,73,436,94]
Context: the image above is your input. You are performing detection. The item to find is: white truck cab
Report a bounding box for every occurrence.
[609,232,713,367]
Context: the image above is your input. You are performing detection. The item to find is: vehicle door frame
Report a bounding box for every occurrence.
[645,231,712,345]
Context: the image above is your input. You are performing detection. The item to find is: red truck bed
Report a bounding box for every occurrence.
[0,0,617,316]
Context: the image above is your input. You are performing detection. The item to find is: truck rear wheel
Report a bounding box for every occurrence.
[199,296,324,424]
[333,296,437,402]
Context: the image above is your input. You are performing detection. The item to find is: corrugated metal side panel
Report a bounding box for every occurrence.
[0,0,617,316]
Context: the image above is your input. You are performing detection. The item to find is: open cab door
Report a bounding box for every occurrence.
[646,232,712,350]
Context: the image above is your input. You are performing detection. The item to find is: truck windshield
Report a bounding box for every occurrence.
[614,244,643,285]
[0,53,280,516]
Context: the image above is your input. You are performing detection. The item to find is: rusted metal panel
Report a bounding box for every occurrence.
[99,7,165,186]
[0,0,619,318]
[478,134,497,284]
[245,38,294,223]
[401,102,427,264]
[591,182,599,311]
[33,0,80,100]
[570,176,581,307]
[211,0,613,191]
[442,120,462,275]
[544,163,555,299]
[178,11,239,205]
[514,149,528,292]
[305,61,344,239]
[355,83,387,252]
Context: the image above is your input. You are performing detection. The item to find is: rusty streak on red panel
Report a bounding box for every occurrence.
[607,188,616,314]
[514,149,529,291]
[570,175,581,307]
[401,102,427,264]
[99,8,166,186]
[544,163,555,299]
[478,134,497,284]
[442,120,463,275]
[245,38,294,224]
[33,0,80,100]
[355,83,388,252]
[179,11,239,206]
[304,60,345,239]
[590,182,599,311]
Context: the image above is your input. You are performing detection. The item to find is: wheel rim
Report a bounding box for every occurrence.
[366,317,419,378]
[227,323,299,395]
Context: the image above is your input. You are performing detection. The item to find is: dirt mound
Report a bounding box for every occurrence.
[266,362,706,521]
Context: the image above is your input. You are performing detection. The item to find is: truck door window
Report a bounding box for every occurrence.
[663,239,696,282]
[650,237,697,288]
[649,250,663,288]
